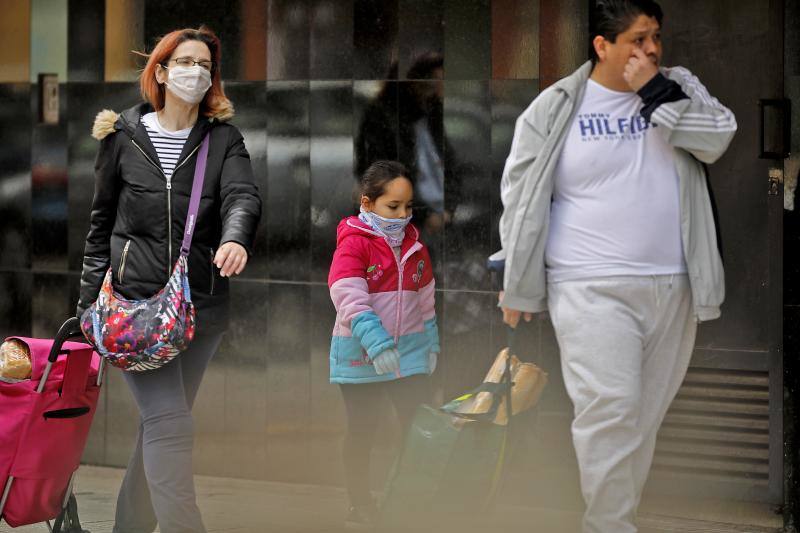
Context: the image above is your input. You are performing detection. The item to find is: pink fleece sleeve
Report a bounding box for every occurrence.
[329,237,371,327]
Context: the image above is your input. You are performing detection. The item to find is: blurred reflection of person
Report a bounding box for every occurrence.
[355,52,460,243]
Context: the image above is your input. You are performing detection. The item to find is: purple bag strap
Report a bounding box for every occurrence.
[180,133,211,257]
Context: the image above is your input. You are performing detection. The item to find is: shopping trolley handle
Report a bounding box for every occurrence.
[47,317,90,363]
[37,318,98,394]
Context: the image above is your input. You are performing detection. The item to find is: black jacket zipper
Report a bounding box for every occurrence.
[209,248,216,295]
[130,138,202,279]
[118,240,131,283]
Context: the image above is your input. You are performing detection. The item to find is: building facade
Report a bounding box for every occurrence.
[0,0,797,524]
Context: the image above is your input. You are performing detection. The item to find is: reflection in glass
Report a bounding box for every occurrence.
[239,0,268,81]
[266,81,311,280]
[398,0,444,80]
[308,285,346,485]
[143,0,251,81]
[267,0,310,80]
[441,291,494,398]
[0,272,32,336]
[105,0,145,82]
[31,273,71,337]
[353,0,398,79]
[0,84,32,270]
[310,0,353,80]
[310,81,354,282]
[32,125,68,270]
[354,52,456,278]
[266,284,311,482]
[492,0,539,80]
[68,0,104,82]
[0,0,30,83]
[214,279,269,478]
[30,0,66,83]
[539,0,587,87]
[224,83,268,277]
[66,83,140,272]
[444,0,491,80]
[443,80,491,292]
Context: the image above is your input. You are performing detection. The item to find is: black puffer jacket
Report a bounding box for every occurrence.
[77,103,262,334]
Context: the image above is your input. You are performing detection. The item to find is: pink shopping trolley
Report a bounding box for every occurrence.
[0,317,105,532]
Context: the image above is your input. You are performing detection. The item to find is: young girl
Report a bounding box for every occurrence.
[328,160,440,526]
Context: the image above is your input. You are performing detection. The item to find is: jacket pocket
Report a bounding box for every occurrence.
[118,240,131,284]
[209,248,216,296]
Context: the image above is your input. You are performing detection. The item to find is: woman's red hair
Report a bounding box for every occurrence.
[139,26,234,120]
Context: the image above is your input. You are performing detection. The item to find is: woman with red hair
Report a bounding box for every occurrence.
[77,27,261,532]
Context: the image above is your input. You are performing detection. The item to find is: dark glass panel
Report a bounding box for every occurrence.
[267,0,310,80]
[68,0,105,82]
[310,80,354,282]
[353,0,399,79]
[398,0,444,80]
[266,81,310,281]
[442,80,491,291]
[0,84,32,270]
[443,0,490,80]
[310,0,353,80]
[223,82,269,278]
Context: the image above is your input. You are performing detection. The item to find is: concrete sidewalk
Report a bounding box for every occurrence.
[0,466,783,533]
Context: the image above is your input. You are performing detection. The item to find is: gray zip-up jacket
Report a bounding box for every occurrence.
[495,61,737,322]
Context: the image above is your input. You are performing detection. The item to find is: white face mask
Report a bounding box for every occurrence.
[163,65,212,105]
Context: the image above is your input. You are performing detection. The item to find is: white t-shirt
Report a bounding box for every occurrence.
[545,79,686,282]
[141,112,191,179]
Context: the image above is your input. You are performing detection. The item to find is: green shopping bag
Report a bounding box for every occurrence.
[379,358,513,530]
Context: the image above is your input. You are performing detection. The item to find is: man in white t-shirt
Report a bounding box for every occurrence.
[492,1,736,531]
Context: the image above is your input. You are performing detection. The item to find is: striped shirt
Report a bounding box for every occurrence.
[141,112,192,179]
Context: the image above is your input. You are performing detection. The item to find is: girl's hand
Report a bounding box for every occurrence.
[214,242,248,277]
[373,348,401,375]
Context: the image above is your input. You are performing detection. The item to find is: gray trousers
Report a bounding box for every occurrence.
[112,333,224,533]
[548,275,696,533]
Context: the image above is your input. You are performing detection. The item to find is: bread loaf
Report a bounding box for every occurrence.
[0,339,32,380]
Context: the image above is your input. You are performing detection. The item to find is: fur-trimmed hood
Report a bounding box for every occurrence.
[91,102,234,141]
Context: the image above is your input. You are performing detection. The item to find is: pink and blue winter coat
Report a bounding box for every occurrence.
[328,216,440,384]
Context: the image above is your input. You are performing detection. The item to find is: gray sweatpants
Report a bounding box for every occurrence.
[547,275,697,533]
[112,333,224,533]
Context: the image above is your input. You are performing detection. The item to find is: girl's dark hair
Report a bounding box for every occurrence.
[589,0,664,63]
[360,160,409,202]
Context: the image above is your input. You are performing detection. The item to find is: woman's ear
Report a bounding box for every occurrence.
[155,64,167,85]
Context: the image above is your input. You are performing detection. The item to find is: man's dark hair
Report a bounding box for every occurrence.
[589,0,664,63]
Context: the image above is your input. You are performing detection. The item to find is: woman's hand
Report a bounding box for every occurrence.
[214,242,248,277]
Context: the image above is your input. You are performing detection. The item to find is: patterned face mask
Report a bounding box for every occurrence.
[359,206,411,247]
